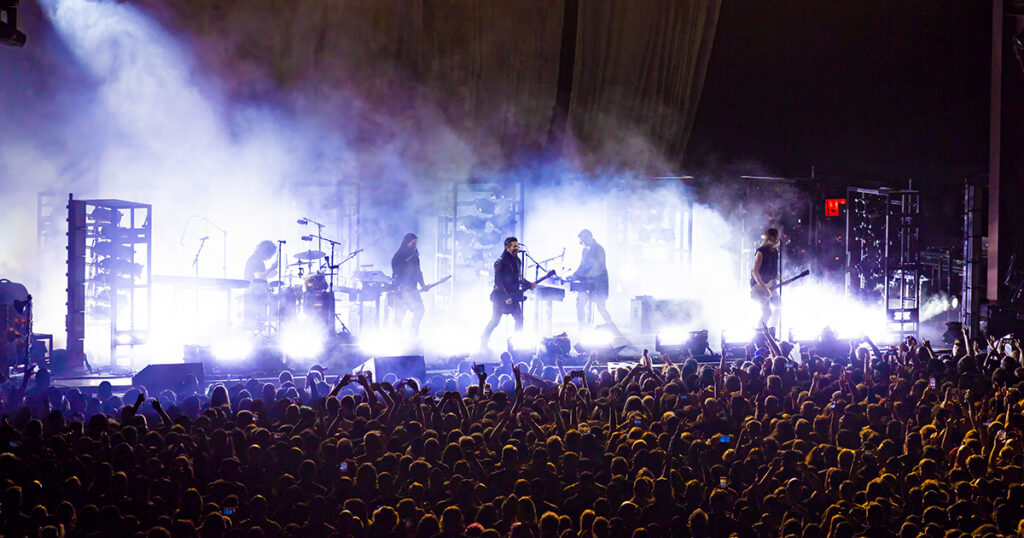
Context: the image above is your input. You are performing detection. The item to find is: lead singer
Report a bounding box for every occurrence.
[480,237,535,350]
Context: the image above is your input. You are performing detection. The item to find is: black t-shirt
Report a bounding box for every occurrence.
[750,244,779,287]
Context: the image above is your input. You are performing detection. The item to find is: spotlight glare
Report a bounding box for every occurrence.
[656,327,689,346]
[358,329,412,357]
[211,335,254,363]
[508,332,541,351]
[280,318,326,360]
[578,327,614,348]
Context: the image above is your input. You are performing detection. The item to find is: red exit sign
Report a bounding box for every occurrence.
[825,198,846,217]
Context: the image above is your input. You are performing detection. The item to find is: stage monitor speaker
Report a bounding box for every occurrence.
[132,363,205,393]
[353,355,426,383]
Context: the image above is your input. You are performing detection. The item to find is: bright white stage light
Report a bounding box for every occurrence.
[508,332,541,351]
[578,327,614,348]
[721,327,755,345]
[358,328,413,357]
[656,326,690,346]
[420,326,477,357]
[788,325,825,342]
[280,316,326,360]
[211,335,254,363]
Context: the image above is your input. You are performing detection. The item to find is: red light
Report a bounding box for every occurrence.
[825,198,846,217]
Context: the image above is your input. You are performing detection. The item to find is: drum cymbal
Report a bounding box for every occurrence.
[294,250,326,261]
[268,281,285,288]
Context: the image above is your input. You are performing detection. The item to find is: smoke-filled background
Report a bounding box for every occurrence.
[0,0,938,367]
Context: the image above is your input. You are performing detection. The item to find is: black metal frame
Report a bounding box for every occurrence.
[845,187,921,340]
[67,194,152,371]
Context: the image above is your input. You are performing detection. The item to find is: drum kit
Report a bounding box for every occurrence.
[244,248,340,334]
[242,219,390,337]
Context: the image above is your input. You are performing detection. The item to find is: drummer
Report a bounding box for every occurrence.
[244,240,279,283]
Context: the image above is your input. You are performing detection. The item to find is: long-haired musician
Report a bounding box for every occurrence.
[391,233,426,335]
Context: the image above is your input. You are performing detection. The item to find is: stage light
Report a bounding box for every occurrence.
[420,326,476,358]
[508,332,541,352]
[357,328,412,357]
[578,327,613,348]
[211,335,255,363]
[1,1,26,48]
[280,317,326,360]
[656,327,690,348]
[655,327,710,357]
[788,325,823,343]
[574,325,625,357]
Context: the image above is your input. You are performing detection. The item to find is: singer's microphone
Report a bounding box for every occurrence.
[350,249,364,255]
[199,235,209,241]
[297,218,308,225]
[301,235,313,241]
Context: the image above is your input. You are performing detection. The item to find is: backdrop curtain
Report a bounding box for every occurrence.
[567,0,721,168]
[138,0,720,169]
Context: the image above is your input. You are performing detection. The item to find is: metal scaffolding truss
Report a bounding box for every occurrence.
[845,187,921,340]
[67,195,152,370]
[608,177,694,281]
[962,180,986,336]
[437,180,525,310]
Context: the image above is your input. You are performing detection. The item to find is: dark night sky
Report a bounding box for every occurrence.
[688,1,991,187]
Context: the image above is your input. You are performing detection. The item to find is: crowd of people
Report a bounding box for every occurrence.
[2,326,1024,537]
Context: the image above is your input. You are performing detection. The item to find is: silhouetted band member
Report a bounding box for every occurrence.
[480,237,535,349]
[244,240,278,282]
[750,227,781,326]
[571,229,617,332]
[391,233,426,335]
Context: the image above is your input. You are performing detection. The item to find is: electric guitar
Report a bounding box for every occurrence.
[492,270,558,311]
[751,269,810,300]
[419,275,452,293]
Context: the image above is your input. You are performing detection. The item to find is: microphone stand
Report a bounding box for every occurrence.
[192,237,208,277]
[192,237,207,342]
[321,236,342,335]
[777,239,784,340]
[275,239,286,336]
[521,249,553,334]
[182,215,228,277]
[299,217,327,257]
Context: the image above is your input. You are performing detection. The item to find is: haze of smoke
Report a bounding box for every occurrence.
[0,0,876,360]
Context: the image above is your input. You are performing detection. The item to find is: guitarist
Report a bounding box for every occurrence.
[750,227,781,327]
[571,229,618,333]
[480,237,536,349]
[391,233,427,335]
